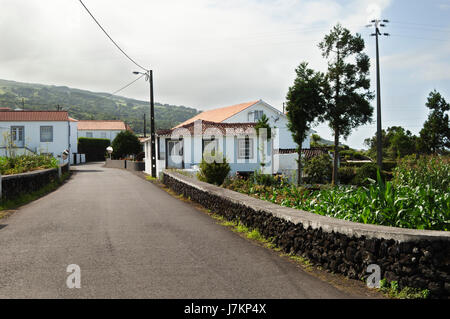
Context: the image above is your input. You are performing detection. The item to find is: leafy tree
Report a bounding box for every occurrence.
[364,126,417,160]
[318,24,374,185]
[311,134,323,147]
[303,154,332,184]
[417,90,450,154]
[286,62,327,185]
[111,131,142,159]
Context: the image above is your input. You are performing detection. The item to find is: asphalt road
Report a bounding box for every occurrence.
[0,162,363,298]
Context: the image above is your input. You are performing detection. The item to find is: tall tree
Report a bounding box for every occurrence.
[417,90,450,154]
[318,24,374,185]
[286,62,326,185]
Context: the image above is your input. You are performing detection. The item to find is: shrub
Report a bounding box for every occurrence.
[0,154,58,175]
[252,170,278,187]
[353,163,382,186]
[338,166,356,185]
[197,153,231,185]
[303,154,332,184]
[111,131,142,159]
[78,137,110,162]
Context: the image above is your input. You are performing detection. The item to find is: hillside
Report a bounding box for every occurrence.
[0,79,199,133]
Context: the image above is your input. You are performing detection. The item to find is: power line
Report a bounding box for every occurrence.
[111,73,146,96]
[78,0,148,72]
[389,21,450,31]
[389,34,443,42]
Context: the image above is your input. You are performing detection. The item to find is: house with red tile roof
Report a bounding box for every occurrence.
[77,120,132,142]
[142,99,314,177]
[0,110,78,162]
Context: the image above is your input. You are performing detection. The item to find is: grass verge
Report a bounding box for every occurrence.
[378,279,430,299]
[0,172,71,217]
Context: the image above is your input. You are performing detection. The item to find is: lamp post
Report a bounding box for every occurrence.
[106,146,113,159]
[133,70,156,177]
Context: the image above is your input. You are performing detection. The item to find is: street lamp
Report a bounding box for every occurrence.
[106,146,113,159]
[133,70,156,177]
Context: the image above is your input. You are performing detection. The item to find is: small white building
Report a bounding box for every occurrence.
[143,99,314,177]
[77,120,132,142]
[0,109,78,163]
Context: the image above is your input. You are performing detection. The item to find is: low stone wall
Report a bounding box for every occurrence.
[105,158,126,169]
[126,161,145,171]
[1,163,68,201]
[162,171,450,298]
[104,159,144,171]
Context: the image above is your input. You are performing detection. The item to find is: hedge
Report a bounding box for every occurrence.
[78,137,110,162]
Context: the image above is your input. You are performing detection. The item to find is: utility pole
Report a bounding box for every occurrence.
[143,113,146,138]
[149,70,156,178]
[133,70,156,177]
[368,19,389,171]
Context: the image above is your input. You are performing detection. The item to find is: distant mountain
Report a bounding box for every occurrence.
[0,79,200,133]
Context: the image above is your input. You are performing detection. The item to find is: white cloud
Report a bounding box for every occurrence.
[0,0,392,107]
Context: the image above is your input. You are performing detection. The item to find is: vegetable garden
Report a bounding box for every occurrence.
[222,155,449,231]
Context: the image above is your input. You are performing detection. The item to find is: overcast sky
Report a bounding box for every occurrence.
[1,0,449,149]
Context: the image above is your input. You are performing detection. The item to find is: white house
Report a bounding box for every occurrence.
[77,120,132,142]
[0,109,78,163]
[143,99,314,177]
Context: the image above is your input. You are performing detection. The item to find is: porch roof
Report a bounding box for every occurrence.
[156,120,258,137]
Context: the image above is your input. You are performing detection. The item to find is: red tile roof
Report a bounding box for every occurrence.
[175,100,260,128]
[157,120,257,137]
[78,120,131,131]
[275,148,329,160]
[0,110,69,121]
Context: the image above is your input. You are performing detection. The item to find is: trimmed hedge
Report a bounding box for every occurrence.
[78,137,110,162]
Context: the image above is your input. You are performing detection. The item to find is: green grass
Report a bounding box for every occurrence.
[378,279,430,299]
[0,172,70,213]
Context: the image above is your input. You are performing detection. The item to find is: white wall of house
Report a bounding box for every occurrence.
[70,121,78,154]
[273,153,298,171]
[0,121,77,161]
[148,133,273,177]
[78,129,121,142]
[222,100,311,150]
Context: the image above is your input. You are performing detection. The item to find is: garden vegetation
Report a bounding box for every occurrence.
[0,154,58,175]
[222,155,449,231]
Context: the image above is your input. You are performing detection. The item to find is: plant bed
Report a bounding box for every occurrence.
[222,156,449,231]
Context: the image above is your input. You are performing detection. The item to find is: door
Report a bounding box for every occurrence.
[11,126,24,147]
[166,140,183,168]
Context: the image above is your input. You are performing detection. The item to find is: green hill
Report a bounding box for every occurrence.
[0,79,199,133]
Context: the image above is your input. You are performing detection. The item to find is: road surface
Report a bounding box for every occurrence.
[0,162,366,298]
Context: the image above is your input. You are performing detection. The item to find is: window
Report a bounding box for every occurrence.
[238,137,253,159]
[86,132,93,138]
[101,132,107,139]
[202,138,218,156]
[254,110,264,121]
[11,126,24,143]
[40,126,53,142]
